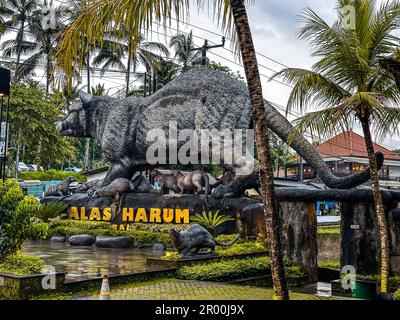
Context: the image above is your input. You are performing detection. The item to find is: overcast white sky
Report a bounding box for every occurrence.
[3,0,400,149]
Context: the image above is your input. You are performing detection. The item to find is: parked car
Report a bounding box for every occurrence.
[26,164,42,172]
[63,167,81,173]
[17,162,30,172]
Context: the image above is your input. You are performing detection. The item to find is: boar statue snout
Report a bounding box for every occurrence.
[56,121,72,135]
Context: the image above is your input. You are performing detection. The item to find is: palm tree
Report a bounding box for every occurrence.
[270,132,296,177]
[92,31,169,96]
[271,0,400,294]
[0,0,37,79]
[55,0,289,300]
[169,31,201,71]
[3,1,64,93]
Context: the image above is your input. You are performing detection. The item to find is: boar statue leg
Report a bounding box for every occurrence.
[88,162,135,196]
[102,162,136,186]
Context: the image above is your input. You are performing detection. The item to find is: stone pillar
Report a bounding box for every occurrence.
[239,200,318,282]
[279,201,318,282]
[388,208,400,274]
[340,202,399,275]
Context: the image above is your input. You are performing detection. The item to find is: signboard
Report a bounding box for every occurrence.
[68,206,190,231]
[0,122,7,157]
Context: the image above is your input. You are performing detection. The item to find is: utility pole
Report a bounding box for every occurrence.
[190,37,226,65]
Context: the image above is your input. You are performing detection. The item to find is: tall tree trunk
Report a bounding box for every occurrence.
[360,117,389,293]
[230,0,289,300]
[15,16,25,80]
[46,52,51,95]
[126,40,132,97]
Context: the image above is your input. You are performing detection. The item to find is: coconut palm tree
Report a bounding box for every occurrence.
[92,31,169,96]
[3,1,64,93]
[271,0,400,293]
[55,0,289,300]
[0,0,37,79]
[169,31,202,71]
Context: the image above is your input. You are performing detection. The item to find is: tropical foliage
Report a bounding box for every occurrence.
[7,81,76,169]
[190,210,234,235]
[271,0,400,293]
[0,179,39,260]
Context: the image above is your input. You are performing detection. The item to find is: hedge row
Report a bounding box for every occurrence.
[0,253,44,275]
[19,170,86,182]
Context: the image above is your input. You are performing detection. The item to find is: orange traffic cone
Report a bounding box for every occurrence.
[99,275,111,300]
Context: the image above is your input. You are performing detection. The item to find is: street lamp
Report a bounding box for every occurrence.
[0,67,11,182]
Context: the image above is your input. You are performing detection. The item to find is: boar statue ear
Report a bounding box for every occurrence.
[79,91,93,106]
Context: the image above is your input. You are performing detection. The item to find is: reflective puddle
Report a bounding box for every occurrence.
[22,240,165,282]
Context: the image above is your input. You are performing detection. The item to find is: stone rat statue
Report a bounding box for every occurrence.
[169,224,240,256]
[150,170,180,194]
[174,170,210,196]
[44,176,77,197]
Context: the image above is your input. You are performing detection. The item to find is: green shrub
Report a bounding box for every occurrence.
[177,257,271,281]
[26,221,49,240]
[358,274,400,291]
[35,202,68,222]
[177,256,305,282]
[190,210,234,235]
[393,288,400,300]
[317,225,340,235]
[318,261,340,269]
[0,253,44,275]
[19,169,86,182]
[215,241,268,256]
[215,234,246,243]
[285,266,305,277]
[0,181,39,260]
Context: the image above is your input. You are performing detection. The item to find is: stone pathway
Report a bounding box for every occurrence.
[75,279,344,300]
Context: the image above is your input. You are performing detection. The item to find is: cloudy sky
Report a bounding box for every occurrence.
[3,0,399,148]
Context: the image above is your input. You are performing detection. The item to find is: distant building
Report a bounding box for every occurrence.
[285,131,400,189]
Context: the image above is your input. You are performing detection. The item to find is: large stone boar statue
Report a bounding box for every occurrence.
[56,67,382,191]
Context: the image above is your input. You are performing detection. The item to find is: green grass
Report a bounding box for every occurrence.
[394,288,400,300]
[177,257,272,282]
[176,256,304,282]
[317,224,340,235]
[0,253,44,275]
[318,261,340,269]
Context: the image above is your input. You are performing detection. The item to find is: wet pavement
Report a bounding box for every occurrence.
[70,280,346,300]
[21,240,165,282]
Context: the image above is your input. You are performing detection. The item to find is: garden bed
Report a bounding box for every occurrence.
[0,272,66,300]
[147,252,268,268]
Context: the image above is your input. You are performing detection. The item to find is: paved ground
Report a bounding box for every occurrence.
[317,216,340,225]
[76,279,344,300]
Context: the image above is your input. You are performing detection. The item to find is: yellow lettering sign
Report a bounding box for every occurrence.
[89,207,101,221]
[123,208,134,222]
[135,208,148,222]
[103,207,111,221]
[175,208,190,224]
[69,207,79,220]
[149,208,161,223]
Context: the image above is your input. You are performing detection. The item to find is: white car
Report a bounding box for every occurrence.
[17,162,30,172]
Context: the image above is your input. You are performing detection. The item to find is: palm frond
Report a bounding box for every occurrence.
[271,68,351,114]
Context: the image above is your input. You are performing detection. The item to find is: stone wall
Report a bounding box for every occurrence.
[340,202,400,275]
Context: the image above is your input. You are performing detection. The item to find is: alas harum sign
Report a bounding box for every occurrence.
[68,206,190,231]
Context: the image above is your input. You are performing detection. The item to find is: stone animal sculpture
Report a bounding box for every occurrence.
[57,67,383,194]
[44,176,76,197]
[169,224,240,256]
[211,170,235,189]
[90,177,136,198]
[131,175,153,193]
[150,170,180,194]
[76,179,102,193]
[175,170,210,195]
